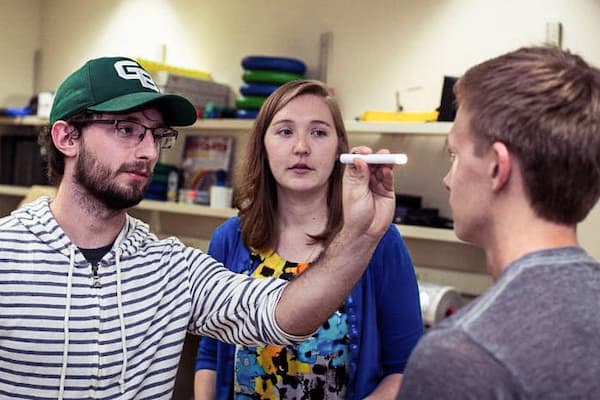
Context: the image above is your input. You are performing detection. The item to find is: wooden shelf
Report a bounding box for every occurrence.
[183,119,452,136]
[0,184,30,197]
[136,199,237,219]
[0,185,31,217]
[0,185,462,244]
[0,116,451,136]
[0,116,48,126]
[182,119,252,131]
[345,120,452,135]
[396,224,464,244]
[105,199,468,244]
[133,200,466,244]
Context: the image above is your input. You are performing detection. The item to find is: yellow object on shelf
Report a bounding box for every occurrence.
[135,58,213,81]
[359,110,439,122]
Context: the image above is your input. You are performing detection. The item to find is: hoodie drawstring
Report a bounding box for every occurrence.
[58,246,75,400]
[115,249,128,393]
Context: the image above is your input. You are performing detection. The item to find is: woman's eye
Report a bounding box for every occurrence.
[312,129,328,137]
[278,128,293,136]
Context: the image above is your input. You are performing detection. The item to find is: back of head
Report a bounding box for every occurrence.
[455,46,600,224]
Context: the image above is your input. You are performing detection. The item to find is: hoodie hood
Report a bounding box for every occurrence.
[12,196,154,263]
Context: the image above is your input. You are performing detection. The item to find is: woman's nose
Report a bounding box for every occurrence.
[293,134,310,155]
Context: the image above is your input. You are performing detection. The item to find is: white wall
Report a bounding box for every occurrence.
[33,0,600,116]
[0,0,598,258]
[0,0,41,108]
[579,203,600,260]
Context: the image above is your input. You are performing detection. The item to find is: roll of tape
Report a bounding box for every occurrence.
[418,281,463,327]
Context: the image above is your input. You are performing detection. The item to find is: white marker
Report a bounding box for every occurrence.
[339,153,408,165]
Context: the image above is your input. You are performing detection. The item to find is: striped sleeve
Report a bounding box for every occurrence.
[185,247,310,346]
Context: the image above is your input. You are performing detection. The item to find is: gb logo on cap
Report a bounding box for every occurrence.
[114,60,159,92]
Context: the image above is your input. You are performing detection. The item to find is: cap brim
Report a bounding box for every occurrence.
[88,92,197,126]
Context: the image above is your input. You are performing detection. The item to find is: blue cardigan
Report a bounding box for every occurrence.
[195,217,423,399]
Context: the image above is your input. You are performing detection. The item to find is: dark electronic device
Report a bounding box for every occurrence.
[437,76,458,122]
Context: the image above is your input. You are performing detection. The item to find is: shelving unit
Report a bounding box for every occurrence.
[0,116,48,126]
[0,116,453,135]
[0,184,29,196]
[0,117,491,296]
[345,120,453,135]
[0,184,29,216]
[178,118,453,136]
[0,183,458,242]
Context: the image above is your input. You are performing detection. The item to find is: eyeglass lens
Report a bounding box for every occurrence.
[115,120,178,149]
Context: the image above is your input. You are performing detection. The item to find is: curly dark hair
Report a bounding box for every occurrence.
[38,110,97,185]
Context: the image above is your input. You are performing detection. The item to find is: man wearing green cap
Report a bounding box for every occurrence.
[0,57,396,399]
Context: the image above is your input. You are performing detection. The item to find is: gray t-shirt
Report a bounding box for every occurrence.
[398,247,600,399]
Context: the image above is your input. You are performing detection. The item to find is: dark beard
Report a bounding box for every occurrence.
[74,144,151,210]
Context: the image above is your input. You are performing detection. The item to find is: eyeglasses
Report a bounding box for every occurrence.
[78,119,178,149]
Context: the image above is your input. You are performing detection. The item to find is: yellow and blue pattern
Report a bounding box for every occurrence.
[234,250,349,399]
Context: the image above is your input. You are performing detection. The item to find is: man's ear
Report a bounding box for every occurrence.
[490,141,511,192]
[51,121,79,157]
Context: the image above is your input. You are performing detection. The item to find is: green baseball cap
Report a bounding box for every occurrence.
[49,56,197,126]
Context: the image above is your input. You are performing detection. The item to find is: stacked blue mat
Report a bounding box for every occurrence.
[236,55,307,119]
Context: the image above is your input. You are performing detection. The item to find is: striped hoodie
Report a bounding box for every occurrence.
[0,197,306,399]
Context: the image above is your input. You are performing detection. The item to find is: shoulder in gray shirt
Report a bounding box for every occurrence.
[398,247,600,399]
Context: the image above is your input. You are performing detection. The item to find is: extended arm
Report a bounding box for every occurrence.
[275,147,396,335]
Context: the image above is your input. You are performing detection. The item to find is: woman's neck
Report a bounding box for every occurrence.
[275,188,329,262]
[277,188,328,231]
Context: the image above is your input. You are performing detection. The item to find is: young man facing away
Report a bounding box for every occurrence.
[0,56,396,400]
[398,46,600,399]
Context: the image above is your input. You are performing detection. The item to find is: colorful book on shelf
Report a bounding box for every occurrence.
[180,135,234,204]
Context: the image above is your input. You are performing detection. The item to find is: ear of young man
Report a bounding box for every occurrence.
[51,121,79,158]
[490,141,511,192]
